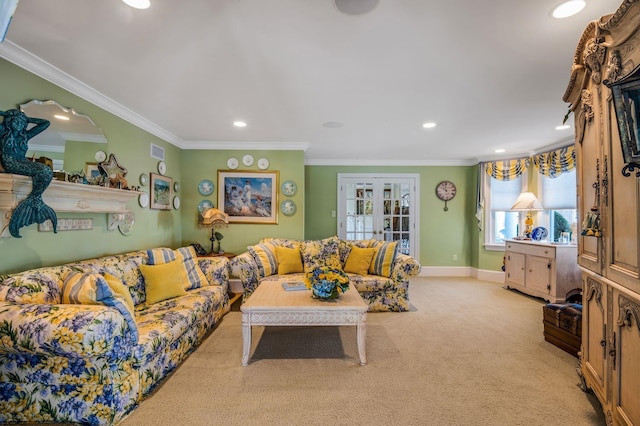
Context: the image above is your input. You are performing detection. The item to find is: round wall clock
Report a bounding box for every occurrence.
[95,150,107,162]
[281,180,297,196]
[435,180,456,211]
[139,173,148,186]
[157,161,167,175]
[227,157,239,169]
[242,154,254,167]
[257,158,269,170]
[198,179,214,196]
[280,199,296,216]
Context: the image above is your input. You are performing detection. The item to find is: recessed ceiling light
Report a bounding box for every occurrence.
[551,0,585,19]
[335,0,379,15]
[233,121,247,128]
[495,149,506,153]
[122,0,150,9]
[555,124,571,130]
[322,121,344,128]
[422,122,436,129]
[54,114,69,121]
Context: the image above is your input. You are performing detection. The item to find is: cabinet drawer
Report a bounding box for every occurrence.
[505,242,555,259]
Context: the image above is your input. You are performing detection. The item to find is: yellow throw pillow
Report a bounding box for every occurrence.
[103,273,135,313]
[344,246,376,275]
[369,241,398,277]
[276,246,303,275]
[140,261,188,304]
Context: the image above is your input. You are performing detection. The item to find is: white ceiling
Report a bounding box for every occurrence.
[0,0,623,165]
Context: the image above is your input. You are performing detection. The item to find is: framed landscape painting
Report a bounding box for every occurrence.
[150,173,173,210]
[218,170,278,223]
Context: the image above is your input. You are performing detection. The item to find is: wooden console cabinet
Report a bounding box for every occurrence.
[564,3,640,424]
[504,240,580,303]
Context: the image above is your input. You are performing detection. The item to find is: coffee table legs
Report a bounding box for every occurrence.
[240,312,367,366]
[241,314,251,367]
[357,315,367,366]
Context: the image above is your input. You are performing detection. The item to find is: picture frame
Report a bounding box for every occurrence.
[150,173,173,210]
[218,170,278,223]
[84,162,101,183]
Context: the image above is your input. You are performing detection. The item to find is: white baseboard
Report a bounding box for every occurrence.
[418,266,504,283]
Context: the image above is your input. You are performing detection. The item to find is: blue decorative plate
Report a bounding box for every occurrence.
[198,179,214,196]
[531,226,549,241]
[198,199,214,213]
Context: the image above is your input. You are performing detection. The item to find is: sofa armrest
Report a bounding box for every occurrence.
[198,257,230,290]
[229,252,260,298]
[391,253,422,282]
[0,301,135,359]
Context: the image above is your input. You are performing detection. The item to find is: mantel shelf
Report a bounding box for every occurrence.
[1,173,141,237]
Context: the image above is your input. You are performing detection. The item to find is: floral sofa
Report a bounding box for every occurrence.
[0,246,230,425]
[230,236,421,312]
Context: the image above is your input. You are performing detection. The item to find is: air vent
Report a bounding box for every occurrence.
[150,143,165,161]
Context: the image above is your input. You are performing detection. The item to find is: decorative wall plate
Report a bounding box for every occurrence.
[227,157,239,169]
[198,199,214,213]
[242,154,254,166]
[139,173,148,186]
[280,199,296,216]
[174,181,181,192]
[95,150,107,162]
[257,158,269,170]
[173,196,181,210]
[157,161,167,175]
[119,211,135,236]
[281,180,297,196]
[138,192,149,208]
[198,179,214,196]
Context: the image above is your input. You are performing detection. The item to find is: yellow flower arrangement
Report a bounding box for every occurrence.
[305,266,350,300]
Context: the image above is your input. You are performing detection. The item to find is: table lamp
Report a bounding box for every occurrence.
[510,192,544,238]
[198,208,229,254]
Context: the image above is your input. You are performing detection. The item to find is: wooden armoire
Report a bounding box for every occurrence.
[563,1,640,425]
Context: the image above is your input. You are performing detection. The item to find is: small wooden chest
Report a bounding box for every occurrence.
[542,303,582,357]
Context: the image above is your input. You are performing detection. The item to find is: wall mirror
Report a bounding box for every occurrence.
[607,66,640,175]
[20,99,107,172]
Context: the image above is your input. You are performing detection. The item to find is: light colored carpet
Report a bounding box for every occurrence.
[121,277,605,426]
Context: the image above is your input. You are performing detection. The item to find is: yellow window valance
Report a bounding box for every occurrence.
[484,145,575,181]
[484,158,530,181]
[531,145,576,178]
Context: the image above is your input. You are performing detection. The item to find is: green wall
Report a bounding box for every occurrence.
[305,165,479,268]
[0,58,182,274]
[1,57,506,275]
[179,150,305,255]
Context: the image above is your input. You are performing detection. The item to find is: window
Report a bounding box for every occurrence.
[487,174,524,246]
[539,170,577,243]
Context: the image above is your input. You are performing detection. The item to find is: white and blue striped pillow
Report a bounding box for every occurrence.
[62,272,138,341]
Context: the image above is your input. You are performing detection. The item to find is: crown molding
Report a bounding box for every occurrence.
[304,158,476,166]
[0,40,184,148]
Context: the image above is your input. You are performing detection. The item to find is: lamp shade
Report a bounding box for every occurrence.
[510,192,544,211]
[199,208,229,227]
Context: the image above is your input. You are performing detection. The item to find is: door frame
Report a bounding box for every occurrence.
[337,173,420,259]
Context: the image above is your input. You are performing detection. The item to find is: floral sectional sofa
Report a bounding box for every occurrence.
[0,246,230,425]
[230,236,421,312]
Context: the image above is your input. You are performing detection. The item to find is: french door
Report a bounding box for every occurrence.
[337,174,419,257]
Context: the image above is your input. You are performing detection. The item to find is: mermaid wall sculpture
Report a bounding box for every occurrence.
[0,108,57,237]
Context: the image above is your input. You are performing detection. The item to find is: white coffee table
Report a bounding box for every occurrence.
[240,281,368,366]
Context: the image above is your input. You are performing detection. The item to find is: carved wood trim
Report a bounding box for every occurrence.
[617,294,640,332]
[585,277,604,313]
